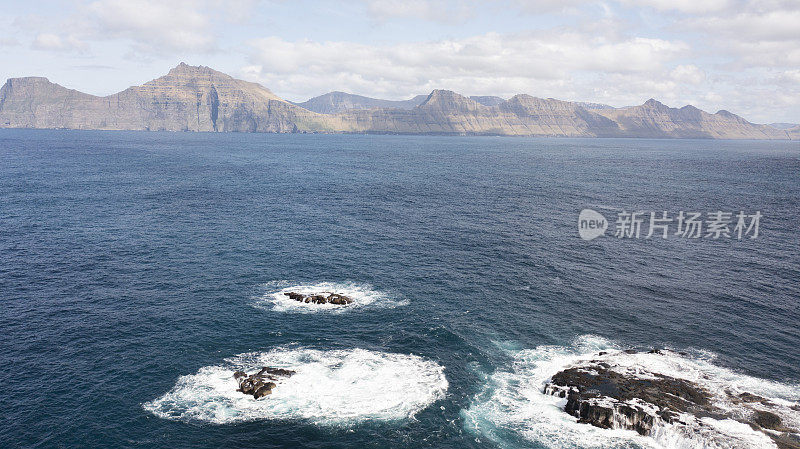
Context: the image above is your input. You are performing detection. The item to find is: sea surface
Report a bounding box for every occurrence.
[1,129,798,448]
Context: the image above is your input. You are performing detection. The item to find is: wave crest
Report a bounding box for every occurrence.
[144,347,448,425]
[462,335,800,449]
[254,281,406,313]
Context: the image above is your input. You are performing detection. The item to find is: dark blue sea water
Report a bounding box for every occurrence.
[1,129,798,448]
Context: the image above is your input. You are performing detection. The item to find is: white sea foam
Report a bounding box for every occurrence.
[144,347,447,425]
[254,281,406,313]
[462,335,800,449]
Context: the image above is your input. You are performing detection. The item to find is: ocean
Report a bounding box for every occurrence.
[1,129,798,448]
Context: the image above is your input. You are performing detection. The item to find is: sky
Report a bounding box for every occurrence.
[1,0,798,123]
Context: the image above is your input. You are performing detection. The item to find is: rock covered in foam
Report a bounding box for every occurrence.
[283,291,352,305]
[234,367,296,399]
[544,349,800,448]
[144,347,447,425]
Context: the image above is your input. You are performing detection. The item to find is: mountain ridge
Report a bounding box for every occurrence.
[0,63,793,139]
[291,92,428,113]
[292,92,508,113]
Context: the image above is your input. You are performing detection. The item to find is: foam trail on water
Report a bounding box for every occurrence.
[254,281,407,313]
[462,335,800,449]
[144,347,448,425]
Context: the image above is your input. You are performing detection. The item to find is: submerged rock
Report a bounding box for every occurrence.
[543,350,800,447]
[754,410,783,430]
[234,366,296,399]
[283,291,353,306]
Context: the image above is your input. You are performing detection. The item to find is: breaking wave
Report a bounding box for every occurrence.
[254,281,407,313]
[144,347,448,425]
[462,335,800,449]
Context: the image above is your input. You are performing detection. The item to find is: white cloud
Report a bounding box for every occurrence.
[361,0,597,22]
[679,3,800,69]
[363,0,475,22]
[244,31,688,101]
[85,0,216,53]
[31,33,87,52]
[618,0,732,14]
[691,8,800,42]
[0,37,20,47]
[670,64,706,84]
[208,0,269,23]
[510,0,594,13]
[776,69,800,85]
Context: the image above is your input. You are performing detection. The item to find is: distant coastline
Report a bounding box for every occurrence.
[1,63,797,140]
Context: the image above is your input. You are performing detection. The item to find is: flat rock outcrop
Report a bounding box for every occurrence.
[283,291,353,305]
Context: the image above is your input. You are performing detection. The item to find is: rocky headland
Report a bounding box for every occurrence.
[0,63,794,139]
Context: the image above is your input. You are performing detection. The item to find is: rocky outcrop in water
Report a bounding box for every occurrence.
[234,367,296,399]
[283,291,353,305]
[543,350,800,448]
[0,63,794,139]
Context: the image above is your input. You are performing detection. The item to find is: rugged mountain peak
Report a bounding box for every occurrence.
[1,77,68,95]
[293,91,428,113]
[166,62,226,77]
[169,62,190,73]
[418,89,484,112]
[577,101,615,110]
[642,98,668,110]
[6,76,52,84]
[422,89,461,103]
[714,109,748,123]
[597,97,788,139]
[504,94,581,112]
[0,76,96,105]
[507,93,535,103]
[508,94,554,104]
[133,62,283,106]
[162,62,233,80]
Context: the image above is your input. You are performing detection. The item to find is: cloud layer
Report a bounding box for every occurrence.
[244,31,691,106]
